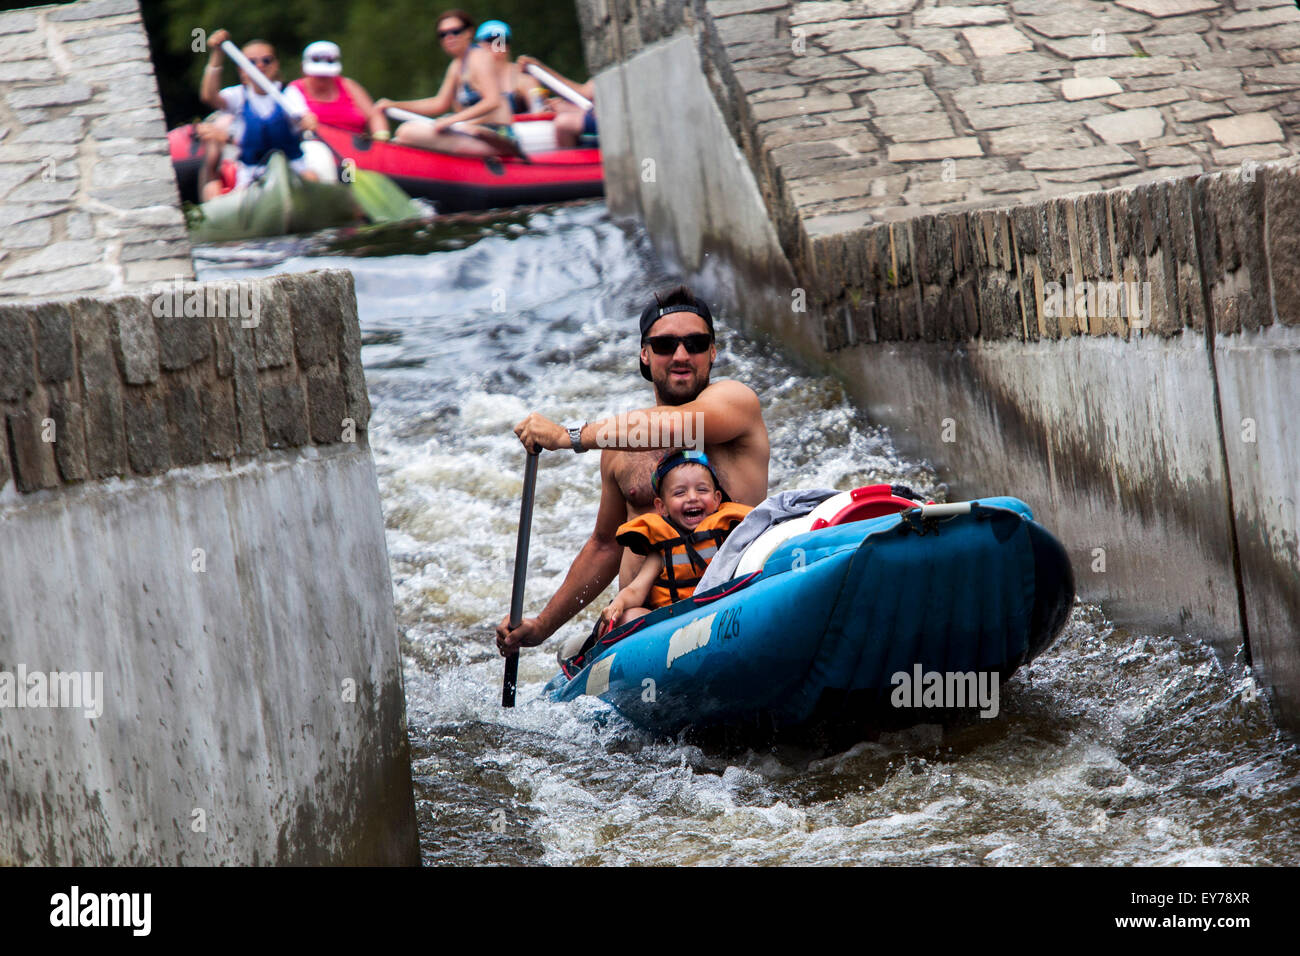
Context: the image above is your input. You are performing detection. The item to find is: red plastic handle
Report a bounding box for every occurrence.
[810,484,925,530]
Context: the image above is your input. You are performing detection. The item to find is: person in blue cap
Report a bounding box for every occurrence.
[601,450,753,626]
[474,20,532,115]
[373,8,516,155]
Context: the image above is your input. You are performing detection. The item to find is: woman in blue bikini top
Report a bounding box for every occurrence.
[373,8,514,156]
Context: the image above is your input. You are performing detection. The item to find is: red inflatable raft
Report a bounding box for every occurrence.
[168,117,604,213]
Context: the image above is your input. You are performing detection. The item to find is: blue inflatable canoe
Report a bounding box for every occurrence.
[543,495,1074,740]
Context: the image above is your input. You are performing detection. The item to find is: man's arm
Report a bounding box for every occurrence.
[513,380,763,453]
[200,28,231,110]
[280,85,317,131]
[586,380,760,449]
[376,61,459,121]
[495,449,626,655]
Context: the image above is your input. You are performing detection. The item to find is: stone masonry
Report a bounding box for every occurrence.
[577,0,1300,734]
[0,267,415,865]
[581,0,1300,237]
[579,0,1300,339]
[0,268,370,495]
[0,0,192,301]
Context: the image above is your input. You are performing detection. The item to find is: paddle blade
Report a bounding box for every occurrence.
[349,169,421,223]
[503,653,519,708]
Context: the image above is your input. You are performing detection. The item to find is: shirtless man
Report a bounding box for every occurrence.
[495,285,770,657]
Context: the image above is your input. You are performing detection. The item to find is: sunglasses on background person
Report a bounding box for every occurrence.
[438,25,468,39]
[644,333,713,356]
[248,55,276,66]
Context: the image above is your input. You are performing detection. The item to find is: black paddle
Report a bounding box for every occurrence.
[502,449,541,708]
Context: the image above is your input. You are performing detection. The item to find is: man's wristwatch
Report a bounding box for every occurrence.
[566,423,587,453]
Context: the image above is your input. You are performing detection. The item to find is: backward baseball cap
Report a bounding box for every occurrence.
[637,288,714,381]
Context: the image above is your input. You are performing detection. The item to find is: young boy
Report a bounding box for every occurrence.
[601,450,753,628]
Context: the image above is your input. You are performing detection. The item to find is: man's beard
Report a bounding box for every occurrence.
[654,364,710,406]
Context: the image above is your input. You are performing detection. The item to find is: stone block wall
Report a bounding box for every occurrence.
[0,269,417,865]
[802,157,1300,347]
[0,0,192,300]
[577,0,696,72]
[0,269,370,494]
[584,1,1300,255]
[704,0,1300,238]
[0,0,416,864]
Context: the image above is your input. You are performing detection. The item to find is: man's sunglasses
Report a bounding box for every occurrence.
[307,54,338,63]
[644,333,713,356]
[248,56,276,66]
[438,25,468,38]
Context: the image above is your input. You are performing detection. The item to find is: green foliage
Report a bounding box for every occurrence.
[141,0,587,126]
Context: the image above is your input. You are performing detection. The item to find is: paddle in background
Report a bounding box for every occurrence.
[522,63,593,112]
[382,105,530,162]
[219,40,417,224]
[502,450,541,708]
[381,61,597,161]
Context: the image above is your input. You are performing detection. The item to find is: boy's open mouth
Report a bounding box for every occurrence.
[681,504,705,522]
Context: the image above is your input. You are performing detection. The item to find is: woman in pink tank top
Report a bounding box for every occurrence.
[289,41,386,136]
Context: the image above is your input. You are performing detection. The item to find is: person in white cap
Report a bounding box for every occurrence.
[288,41,388,137]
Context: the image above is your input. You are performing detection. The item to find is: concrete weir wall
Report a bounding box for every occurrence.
[0,270,419,864]
[577,0,1300,735]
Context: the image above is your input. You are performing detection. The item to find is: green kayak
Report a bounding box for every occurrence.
[187,151,418,243]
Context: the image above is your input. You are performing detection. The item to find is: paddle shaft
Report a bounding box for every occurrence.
[523,63,593,112]
[384,105,437,126]
[383,106,528,160]
[502,450,540,708]
[384,106,479,134]
[221,41,357,169]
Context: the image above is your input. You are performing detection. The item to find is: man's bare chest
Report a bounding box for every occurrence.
[613,450,666,512]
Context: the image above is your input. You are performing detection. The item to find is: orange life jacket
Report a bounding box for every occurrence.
[616,502,753,608]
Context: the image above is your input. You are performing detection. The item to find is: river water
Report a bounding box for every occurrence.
[196,201,1300,866]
